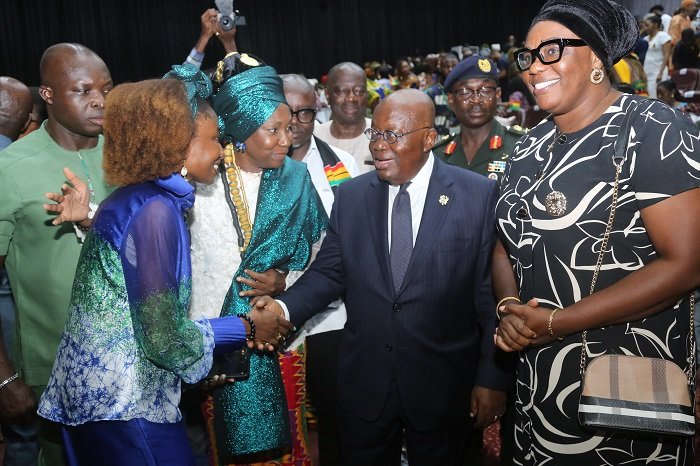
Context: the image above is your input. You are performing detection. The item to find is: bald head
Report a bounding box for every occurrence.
[40,43,107,87]
[376,89,435,128]
[38,43,113,148]
[281,74,317,154]
[327,62,365,86]
[370,89,437,186]
[325,62,367,126]
[281,74,315,98]
[0,77,33,141]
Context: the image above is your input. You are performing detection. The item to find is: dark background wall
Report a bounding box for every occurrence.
[1,0,548,86]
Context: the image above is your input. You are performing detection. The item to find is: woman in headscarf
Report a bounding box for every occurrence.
[494,0,700,463]
[188,53,326,465]
[36,69,293,465]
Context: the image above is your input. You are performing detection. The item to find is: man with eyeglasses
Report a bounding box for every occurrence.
[253,89,510,466]
[281,73,359,466]
[314,62,375,174]
[435,55,525,184]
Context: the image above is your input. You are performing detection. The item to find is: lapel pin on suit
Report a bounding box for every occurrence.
[439,195,449,206]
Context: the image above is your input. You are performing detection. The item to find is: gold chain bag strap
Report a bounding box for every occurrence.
[577,101,696,437]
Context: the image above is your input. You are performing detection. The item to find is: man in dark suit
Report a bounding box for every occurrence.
[256,89,510,466]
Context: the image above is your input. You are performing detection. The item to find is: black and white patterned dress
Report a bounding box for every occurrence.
[496,95,700,465]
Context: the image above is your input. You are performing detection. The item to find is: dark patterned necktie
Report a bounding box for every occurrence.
[390,182,412,293]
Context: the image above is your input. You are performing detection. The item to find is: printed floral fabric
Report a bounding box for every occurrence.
[39,175,215,425]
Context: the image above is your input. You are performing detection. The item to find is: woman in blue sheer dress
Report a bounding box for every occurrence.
[37,69,293,466]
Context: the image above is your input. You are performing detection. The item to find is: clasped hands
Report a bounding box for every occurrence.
[495,298,561,352]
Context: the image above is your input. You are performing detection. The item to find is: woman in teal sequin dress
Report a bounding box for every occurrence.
[38,69,293,466]
[189,55,327,465]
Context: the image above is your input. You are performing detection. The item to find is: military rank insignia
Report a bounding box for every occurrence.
[444,140,457,156]
[489,135,503,150]
[487,160,507,173]
[478,59,492,73]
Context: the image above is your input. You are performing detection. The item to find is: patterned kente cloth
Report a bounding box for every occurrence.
[203,346,311,466]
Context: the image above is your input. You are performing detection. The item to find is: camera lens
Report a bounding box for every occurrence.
[220,15,234,31]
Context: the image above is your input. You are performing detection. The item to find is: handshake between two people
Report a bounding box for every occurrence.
[246,296,288,352]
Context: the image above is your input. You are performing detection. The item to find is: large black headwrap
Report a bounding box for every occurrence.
[531,0,639,69]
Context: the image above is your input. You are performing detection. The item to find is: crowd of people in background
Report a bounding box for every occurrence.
[1,0,700,465]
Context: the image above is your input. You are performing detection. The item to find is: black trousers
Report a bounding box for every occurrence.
[306,330,342,466]
[336,378,473,466]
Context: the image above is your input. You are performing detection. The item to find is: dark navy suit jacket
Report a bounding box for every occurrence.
[281,156,511,430]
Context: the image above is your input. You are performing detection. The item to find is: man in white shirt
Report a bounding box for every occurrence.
[314,62,375,173]
[282,74,358,466]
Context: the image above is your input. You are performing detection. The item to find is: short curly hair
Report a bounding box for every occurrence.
[103,79,196,186]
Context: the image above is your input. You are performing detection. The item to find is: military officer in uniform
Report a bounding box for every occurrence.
[434,55,523,464]
[434,55,525,183]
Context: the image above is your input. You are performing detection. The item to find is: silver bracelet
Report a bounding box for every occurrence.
[0,372,20,391]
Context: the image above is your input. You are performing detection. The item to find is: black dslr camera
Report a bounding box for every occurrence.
[216,0,244,31]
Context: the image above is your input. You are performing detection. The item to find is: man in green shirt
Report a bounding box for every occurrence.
[434,55,525,184]
[0,43,113,466]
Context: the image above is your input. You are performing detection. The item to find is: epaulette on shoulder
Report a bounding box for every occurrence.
[432,133,455,150]
[506,124,529,135]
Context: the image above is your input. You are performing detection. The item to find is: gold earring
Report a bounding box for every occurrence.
[590,68,604,84]
[180,164,188,178]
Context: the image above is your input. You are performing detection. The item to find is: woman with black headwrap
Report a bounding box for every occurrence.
[493,0,700,463]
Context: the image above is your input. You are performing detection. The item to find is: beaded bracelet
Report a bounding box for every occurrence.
[239,314,256,341]
[496,296,521,320]
[547,309,564,341]
[0,372,20,391]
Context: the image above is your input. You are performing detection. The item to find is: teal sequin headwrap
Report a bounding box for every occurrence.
[213,65,286,143]
[163,64,213,118]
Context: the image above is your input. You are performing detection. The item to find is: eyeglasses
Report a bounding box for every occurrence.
[364,126,431,144]
[332,86,367,98]
[452,86,498,101]
[514,38,587,71]
[290,108,317,124]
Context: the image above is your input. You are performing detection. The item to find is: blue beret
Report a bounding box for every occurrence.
[444,56,499,92]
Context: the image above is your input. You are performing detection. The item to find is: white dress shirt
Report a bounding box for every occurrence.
[387,153,434,248]
[280,152,436,321]
[314,118,375,174]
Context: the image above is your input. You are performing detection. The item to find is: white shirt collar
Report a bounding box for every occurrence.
[300,136,318,163]
[388,152,434,191]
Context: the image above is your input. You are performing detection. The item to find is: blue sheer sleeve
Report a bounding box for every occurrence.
[121,197,213,384]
